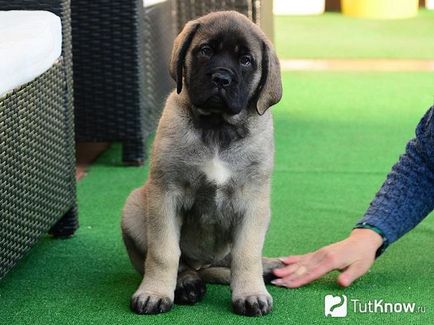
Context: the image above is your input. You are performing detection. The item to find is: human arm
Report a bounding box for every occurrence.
[272,106,434,288]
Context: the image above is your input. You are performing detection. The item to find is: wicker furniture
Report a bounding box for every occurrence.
[0,1,77,280]
[71,0,175,165]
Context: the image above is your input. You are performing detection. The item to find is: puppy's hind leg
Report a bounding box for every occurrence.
[122,232,145,275]
[199,267,231,284]
[196,254,231,284]
[262,257,284,284]
[197,257,284,285]
[175,257,273,303]
[121,187,148,275]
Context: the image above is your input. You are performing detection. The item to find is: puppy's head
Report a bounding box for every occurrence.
[169,11,282,116]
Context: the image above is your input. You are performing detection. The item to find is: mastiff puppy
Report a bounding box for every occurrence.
[121,11,283,316]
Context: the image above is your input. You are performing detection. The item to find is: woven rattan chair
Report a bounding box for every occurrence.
[0,0,77,280]
[71,0,176,165]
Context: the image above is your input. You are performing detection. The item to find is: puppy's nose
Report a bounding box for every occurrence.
[212,71,232,88]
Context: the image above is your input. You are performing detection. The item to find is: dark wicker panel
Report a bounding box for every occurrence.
[174,0,260,31]
[71,0,176,164]
[71,1,144,153]
[0,62,76,279]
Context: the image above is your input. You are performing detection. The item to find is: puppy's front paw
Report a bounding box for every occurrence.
[130,292,173,315]
[232,293,272,316]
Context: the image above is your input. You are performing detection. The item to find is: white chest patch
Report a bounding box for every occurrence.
[201,156,231,185]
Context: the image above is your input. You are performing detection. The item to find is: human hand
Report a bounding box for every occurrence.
[271,229,383,288]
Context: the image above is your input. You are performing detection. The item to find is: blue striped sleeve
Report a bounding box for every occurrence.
[356,106,434,249]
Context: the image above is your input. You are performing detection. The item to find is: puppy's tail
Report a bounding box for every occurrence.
[198,257,284,284]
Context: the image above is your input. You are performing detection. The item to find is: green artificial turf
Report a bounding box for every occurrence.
[275,9,434,59]
[1,72,433,324]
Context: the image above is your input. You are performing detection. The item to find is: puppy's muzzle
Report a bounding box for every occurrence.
[211,68,235,88]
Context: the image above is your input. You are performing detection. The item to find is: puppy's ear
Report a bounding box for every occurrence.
[255,41,282,115]
[169,21,200,94]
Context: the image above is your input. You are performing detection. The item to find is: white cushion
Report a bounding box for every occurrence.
[144,0,167,8]
[0,11,62,97]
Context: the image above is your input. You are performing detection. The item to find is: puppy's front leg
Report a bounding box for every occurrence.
[231,187,272,317]
[131,187,181,315]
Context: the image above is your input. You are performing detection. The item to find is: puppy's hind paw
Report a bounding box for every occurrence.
[232,294,272,317]
[262,257,285,284]
[130,292,173,315]
[175,272,206,305]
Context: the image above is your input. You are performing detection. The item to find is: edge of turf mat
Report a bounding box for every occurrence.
[1,71,433,324]
[275,9,434,60]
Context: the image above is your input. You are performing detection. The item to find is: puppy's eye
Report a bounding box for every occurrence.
[240,55,252,66]
[199,45,213,57]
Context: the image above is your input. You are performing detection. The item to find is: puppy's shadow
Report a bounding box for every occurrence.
[196,283,233,314]
[96,270,143,313]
